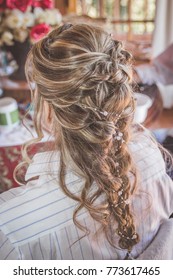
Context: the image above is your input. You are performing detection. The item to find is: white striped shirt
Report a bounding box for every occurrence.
[0,132,173,259]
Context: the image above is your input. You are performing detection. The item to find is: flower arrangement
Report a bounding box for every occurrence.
[0,0,62,46]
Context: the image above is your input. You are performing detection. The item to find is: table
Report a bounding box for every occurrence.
[0,115,51,147]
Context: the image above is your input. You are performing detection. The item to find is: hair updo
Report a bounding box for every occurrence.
[25,23,139,256]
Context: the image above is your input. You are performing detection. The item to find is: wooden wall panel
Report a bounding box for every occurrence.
[54,0,68,15]
[54,0,76,14]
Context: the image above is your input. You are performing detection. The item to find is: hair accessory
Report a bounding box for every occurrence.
[80,105,125,120]
[118,190,123,196]
[115,109,124,121]
[131,233,138,239]
[113,131,123,141]
[118,231,137,241]
[111,200,123,208]
[100,111,108,116]
[111,195,130,209]
[80,104,125,150]
[125,199,130,204]
[82,105,108,117]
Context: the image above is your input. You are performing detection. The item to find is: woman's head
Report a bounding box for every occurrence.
[25,23,138,254]
[26,23,134,134]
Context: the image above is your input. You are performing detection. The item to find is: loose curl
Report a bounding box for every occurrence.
[23,24,139,254]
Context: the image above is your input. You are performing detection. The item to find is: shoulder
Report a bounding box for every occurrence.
[0,151,83,254]
[129,128,167,179]
[0,229,19,259]
[129,128,162,158]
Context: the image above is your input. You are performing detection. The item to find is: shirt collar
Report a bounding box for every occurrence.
[25,151,60,181]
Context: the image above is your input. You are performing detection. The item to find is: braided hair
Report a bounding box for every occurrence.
[25,23,139,255]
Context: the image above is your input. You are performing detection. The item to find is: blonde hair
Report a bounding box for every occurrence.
[24,24,139,254]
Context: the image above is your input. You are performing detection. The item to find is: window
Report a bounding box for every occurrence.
[76,0,156,42]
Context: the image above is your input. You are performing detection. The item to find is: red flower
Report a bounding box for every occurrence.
[30,23,50,42]
[32,0,54,9]
[6,0,33,12]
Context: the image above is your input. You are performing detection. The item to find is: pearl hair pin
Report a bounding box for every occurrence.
[80,104,124,120]
[118,190,123,196]
[113,131,123,141]
[111,198,130,209]
[81,105,108,117]
[118,231,137,240]
[100,111,108,116]
[80,104,126,148]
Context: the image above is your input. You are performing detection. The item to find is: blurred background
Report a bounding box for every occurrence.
[57,0,156,62]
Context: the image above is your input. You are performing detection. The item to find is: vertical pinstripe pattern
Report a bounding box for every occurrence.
[75,226,84,259]
[64,227,73,259]
[93,220,104,259]
[0,230,18,259]
[49,234,52,260]
[54,231,63,259]
[18,247,23,260]
[83,218,95,259]
[28,243,33,260]
[38,238,44,260]
[0,133,173,259]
